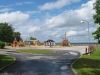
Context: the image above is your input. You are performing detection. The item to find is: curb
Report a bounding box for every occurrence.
[0,56,16,71]
[71,53,81,75]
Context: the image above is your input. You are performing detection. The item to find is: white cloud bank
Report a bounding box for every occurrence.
[0,0,97,42]
[45,0,95,29]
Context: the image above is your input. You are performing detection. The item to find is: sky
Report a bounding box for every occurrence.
[0,0,98,43]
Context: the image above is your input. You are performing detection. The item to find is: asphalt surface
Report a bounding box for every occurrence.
[0,50,80,75]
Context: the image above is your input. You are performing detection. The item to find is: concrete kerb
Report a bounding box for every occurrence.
[0,55,16,71]
[71,53,82,75]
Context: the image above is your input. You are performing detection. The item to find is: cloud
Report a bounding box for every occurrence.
[66,31,77,36]
[76,0,95,20]
[28,26,40,33]
[0,11,40,39]
[0,11,29,24]
[15,1,34,6]
[51,31,58,36]
[39,0,80,10]
[44,11,79,29]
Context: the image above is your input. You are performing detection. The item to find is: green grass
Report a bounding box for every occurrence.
[73,47,100,75]
[0,55,15,69]
[16,49,54,54]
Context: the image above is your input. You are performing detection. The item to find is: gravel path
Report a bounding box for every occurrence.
[0,50,80,75]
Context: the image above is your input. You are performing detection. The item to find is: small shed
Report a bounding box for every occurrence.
[44,39,55,47]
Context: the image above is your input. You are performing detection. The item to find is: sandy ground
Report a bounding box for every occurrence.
[4,45,88,54]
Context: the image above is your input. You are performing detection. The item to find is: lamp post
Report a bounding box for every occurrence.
[81,20,90,46]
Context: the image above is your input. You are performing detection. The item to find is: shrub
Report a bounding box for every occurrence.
[0,41,5,49]
[88,45,96,50]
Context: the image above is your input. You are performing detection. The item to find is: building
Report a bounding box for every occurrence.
[44,39,55,47]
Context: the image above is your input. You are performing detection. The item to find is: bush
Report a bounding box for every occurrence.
[0,41,5,49]
[88,45,96,50]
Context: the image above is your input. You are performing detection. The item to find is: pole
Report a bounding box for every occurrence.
[87,21,90,46]
[81,20,90,54]
[81,20,90,46]
[85,20,90,46]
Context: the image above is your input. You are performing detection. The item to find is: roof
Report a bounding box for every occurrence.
[45,39,55,42]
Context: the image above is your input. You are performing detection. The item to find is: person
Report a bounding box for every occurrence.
[85,48,88,54]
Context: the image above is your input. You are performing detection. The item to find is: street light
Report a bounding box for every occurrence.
[81,20,90,46]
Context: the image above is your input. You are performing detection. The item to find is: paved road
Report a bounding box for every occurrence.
[0,51,80,75]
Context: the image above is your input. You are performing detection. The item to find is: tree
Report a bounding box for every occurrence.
[93,0,100,24]
[13,32,22,41]
[0,23,14,43]
[92,27,100,43]
[30,37,37,40]
[93,0,100,43]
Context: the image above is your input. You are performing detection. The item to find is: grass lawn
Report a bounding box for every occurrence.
[73,47,100,75]
[16,49,54,54]
[0,55,15,69]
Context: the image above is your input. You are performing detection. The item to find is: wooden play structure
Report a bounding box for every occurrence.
[12,39,18,47]
[61,32,70,46]
[12,39,25,47]
[24,40,41,46]
[62,38,70,46]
